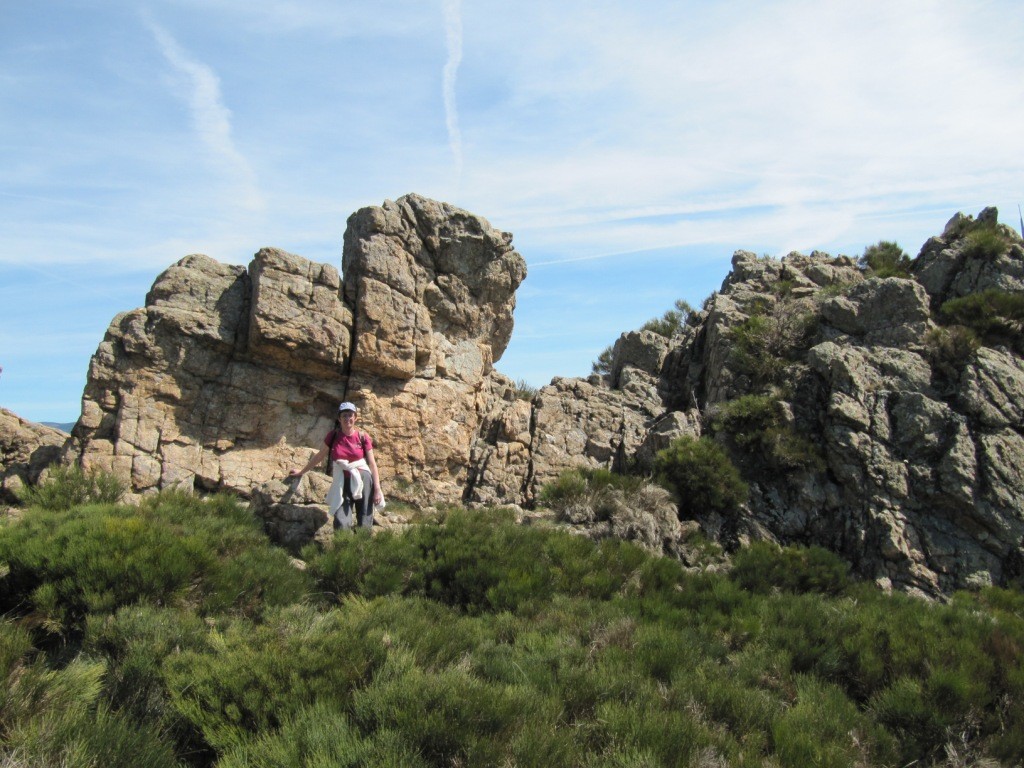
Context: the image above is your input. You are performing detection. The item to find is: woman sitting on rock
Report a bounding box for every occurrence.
[289,402,384,529]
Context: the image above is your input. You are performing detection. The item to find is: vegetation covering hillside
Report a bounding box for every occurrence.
[1,470,1023,767]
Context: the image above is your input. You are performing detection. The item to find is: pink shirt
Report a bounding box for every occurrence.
[324,430,373,462]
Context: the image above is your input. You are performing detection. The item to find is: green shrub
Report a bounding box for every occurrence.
[815,280,859,299]
[773,675,894,767]
[859,240,912,278]
[83,604,210,724]
[0,503,210,635]
[593,299,694,375]
[16,464,126,510]
[0,617,33,682]
[772,278,796,297]
[939,288,1024,341]
[307,508,653,615]
[513,378,538,401]
[0,491,311,636]
[730,541,851,596]
[712,394,780,449]
[709,394,825,473]
[538,467,646,519]
[5,486,1024,767]
[590,698,715,767]
[216,701,427,768]
[868,676,945,762]
[164,604,387,753]
[962,225,1010,260]
[653,436,747,520]
[639,299,693,338]
[0,634,183,768]
[305,528,427,601]
[731,314,787,384]
[538,468,590,510]
[352,647,536,766]
[923,324,981,381]
[2,703,183,768]
[729,301,816,387]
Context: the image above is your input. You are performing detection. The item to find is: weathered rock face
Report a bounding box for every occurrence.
[462,209,1023,597]
[500,210,1023,598]
[0,408,67,505]
[14,195,1017,598]
[67,194,527,511]
[341,195,527,504]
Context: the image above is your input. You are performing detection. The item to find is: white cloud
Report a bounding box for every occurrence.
[454,0,1024,255]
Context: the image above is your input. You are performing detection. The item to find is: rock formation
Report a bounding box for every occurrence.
[478,208,1024,597]
[7,194,1023,597]
[66,194,527,511]
[0,407,67,506]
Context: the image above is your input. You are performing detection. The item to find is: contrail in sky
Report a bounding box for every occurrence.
[146,18,263,211]
[442,0,463,181]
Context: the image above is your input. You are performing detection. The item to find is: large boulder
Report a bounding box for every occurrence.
[341,195,527,503]
[0,408,67,505]
[67,194,527,509]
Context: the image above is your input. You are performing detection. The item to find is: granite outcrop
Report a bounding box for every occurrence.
[63,195,527,517]
[5,197,1023,597]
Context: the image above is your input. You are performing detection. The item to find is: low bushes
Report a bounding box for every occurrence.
[653,436,747,520]
[592,298,694,375]
[730,541,850,596]
[1,616,183,768]
[940,288,1024,343]
[962,225,1011,261]
[538,467,647,524]
[0,489,311,638]
[729,299,817,387]
[639,298,693,337]
[305,508,652,614]
[513,378,538,401]
[859,240,912,278]
[924,324,982,382]
[16,464,126,510]
[2,471,1023,766]
[710,394,824,472]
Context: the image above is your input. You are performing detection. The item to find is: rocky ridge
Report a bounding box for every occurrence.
[496,207,1024,597]
[3,196,1022,597]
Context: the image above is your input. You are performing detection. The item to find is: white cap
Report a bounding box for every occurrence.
[338,401,358,413]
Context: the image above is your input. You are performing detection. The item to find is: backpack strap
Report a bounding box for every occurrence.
[324,428,339,473]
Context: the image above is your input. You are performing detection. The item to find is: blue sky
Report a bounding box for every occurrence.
[2,1,1023,424]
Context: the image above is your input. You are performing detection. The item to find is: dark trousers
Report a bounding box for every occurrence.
[330,468,374,529]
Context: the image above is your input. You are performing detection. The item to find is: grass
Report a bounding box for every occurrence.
[1,470,1023,766]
